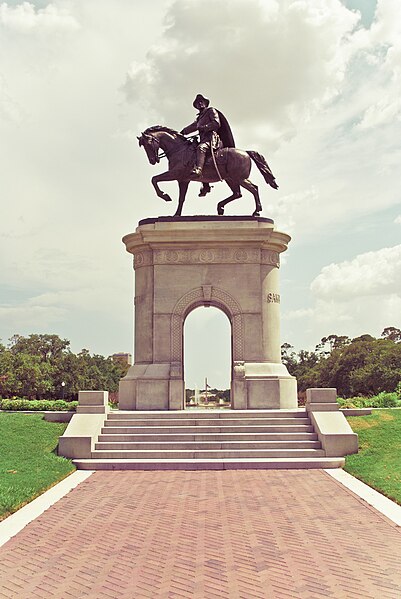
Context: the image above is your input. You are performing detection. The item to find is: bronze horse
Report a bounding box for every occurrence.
[138,126,278,217]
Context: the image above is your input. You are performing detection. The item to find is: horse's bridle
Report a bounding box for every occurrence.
[139,132,198,161]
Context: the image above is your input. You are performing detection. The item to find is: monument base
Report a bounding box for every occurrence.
[119,364,184,411]
[232,362,297,410]
[119,216,297,411]
[119,362,297,411]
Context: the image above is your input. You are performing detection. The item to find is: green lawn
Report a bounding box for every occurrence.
[0,413,75,521]
[345,409,401,505]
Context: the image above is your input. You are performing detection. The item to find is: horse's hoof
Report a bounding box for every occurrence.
[163,194,172,202]
[173,212,182,217]
[217,205,224,216]
[252,211,260,217]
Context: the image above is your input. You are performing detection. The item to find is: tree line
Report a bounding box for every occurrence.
[0,334,129,400]
[1,328,400,401]
[282,327,401,398]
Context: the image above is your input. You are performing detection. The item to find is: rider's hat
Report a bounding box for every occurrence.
[193,94,210,108]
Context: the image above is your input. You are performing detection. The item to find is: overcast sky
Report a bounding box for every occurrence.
[1,0,400,389]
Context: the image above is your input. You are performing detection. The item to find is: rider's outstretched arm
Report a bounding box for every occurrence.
[180,121,197,135]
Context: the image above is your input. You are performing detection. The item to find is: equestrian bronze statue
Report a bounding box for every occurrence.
[138,93,278,217]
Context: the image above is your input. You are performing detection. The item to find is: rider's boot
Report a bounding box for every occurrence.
[191,148,206,177]
[199,183,212,197]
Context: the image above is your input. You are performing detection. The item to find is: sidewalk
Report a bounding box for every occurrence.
[0,470,400,598]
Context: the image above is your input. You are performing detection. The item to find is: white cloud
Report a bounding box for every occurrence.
[123,0,360,139]
[394,215,401,225]
[0,2,79,32]
[311,245,401,299]
[282,244,401,349]
[355,0,401,130]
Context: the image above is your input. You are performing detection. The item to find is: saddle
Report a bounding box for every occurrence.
[183,142,230,169]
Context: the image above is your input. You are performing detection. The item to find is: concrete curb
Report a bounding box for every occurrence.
[324,468,401,527]
[340,408,372,416]
[0,471,93,547]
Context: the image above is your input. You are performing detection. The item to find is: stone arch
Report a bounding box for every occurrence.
[171,286,244,365]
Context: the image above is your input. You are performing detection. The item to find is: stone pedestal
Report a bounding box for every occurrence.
[119,216,297,410]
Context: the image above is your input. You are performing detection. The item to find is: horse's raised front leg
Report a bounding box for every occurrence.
[175,181,189,217]
[151,171,177,203]
[239,178,262,216]
[217,181,242,216]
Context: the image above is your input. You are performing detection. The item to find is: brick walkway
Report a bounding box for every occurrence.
[0,471,401,599]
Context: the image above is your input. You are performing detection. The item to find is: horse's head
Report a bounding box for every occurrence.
[137,131,160,165]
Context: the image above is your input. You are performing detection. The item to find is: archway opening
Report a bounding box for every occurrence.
[184,306,231,409]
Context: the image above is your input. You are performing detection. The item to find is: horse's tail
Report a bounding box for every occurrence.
[247,150,279,189]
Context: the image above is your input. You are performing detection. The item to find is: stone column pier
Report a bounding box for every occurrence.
[119,216,297,410]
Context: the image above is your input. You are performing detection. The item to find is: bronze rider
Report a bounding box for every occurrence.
[180,94,235,197]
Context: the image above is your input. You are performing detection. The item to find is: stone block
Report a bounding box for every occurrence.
[310,411,358,457]
[78,391,109,406]
[169,380,185,410]
[306,388,337,404]
[119,379,137,410]
[231,380,247,410]
[306,402,339,412]
[76,405,109,414]
[58,413,106,459]
[136,381,168,410]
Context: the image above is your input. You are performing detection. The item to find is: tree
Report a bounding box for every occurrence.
[381,327,401,343]
[0,333,129,400]
[282,333,401,397]
[8,334,70,361]
[281,343,297,371]
[315,334,350,357]
[312,336,401,397]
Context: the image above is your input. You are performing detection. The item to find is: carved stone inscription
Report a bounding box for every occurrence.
[133,251,152,269]
[266,293,281,304]
[133,248,281,268]
[154,248,260,265]
[261,250,280,268]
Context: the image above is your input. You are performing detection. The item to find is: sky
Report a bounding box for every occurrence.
[1,0,400,389]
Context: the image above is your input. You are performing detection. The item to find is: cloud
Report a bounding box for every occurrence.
[283,244,401,348]
[0,1,79,32]
[310,244,401,298]
[395,215,401,225]
[123,0,360,140]
[355,0,401,130]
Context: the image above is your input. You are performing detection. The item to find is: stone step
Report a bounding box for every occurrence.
[91,449,326,459]
[98,432,319,442]
[107,410,307,420]
[95,440,322,450]
[73,457,345,470]
[101,425,314,434]
[103,417,311,427]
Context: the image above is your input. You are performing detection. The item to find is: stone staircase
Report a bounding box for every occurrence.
[73,409,345,470]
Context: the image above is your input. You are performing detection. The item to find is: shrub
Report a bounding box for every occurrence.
[370,391,400,408]
[0,398,78,411]
[337,396,370,409]
[338,393,401,409]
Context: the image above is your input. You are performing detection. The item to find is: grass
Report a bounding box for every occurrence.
[0,413,75,521]
[345,409,401,505]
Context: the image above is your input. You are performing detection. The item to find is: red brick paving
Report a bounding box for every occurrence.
[0,470,401,598]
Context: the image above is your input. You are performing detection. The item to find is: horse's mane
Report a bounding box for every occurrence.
[144,125,188,141]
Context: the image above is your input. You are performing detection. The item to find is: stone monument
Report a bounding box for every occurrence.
[119,215,297,410]
[57,95,358,466]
